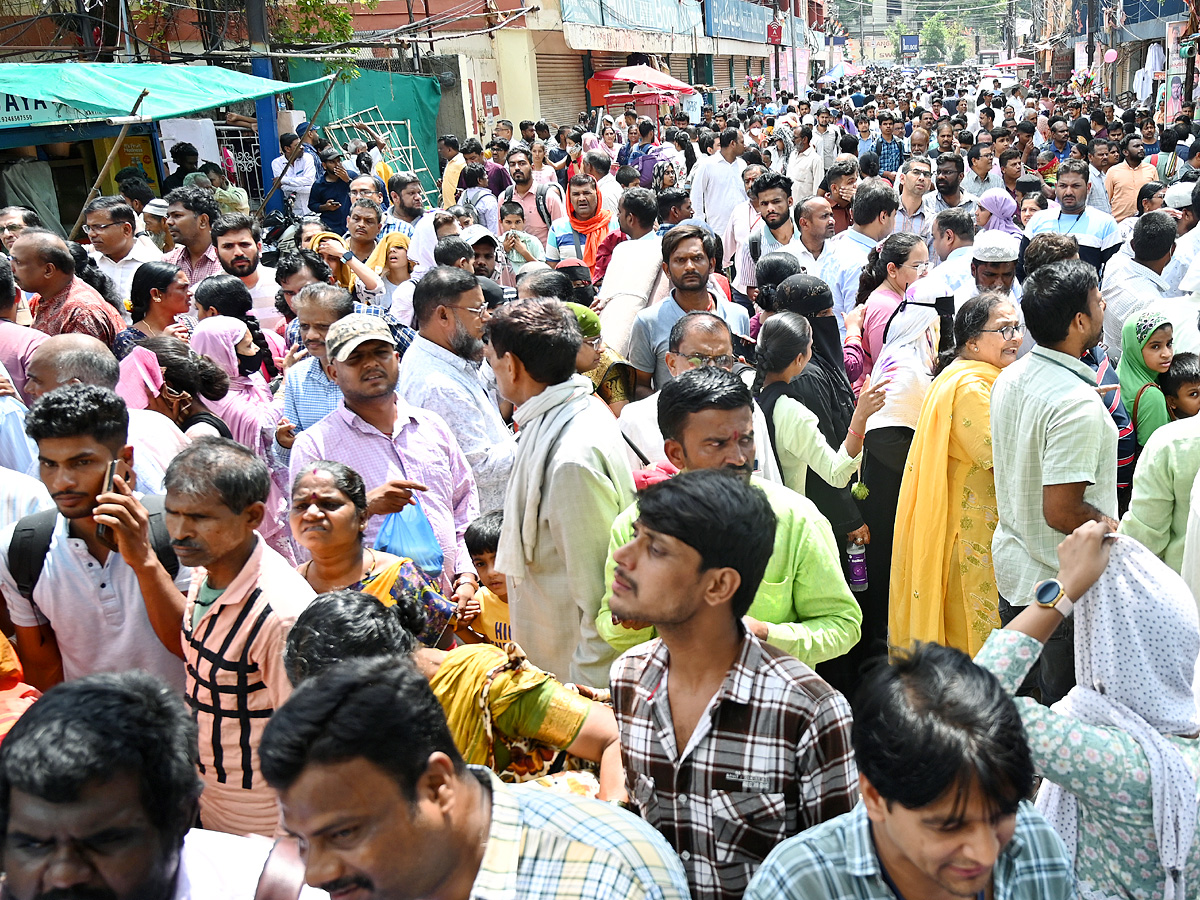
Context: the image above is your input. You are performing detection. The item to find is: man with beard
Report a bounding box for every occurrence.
[381,170,426,238]
[627,225,751,395]
[211,214,279,327]
[1105,134,1158,222]
[607,458,856,900]
[397,265,516,513]
[737,171,807,298]
[289,314,480,597]
[0,670,331,900]
[921,154,978,244]
[502,148,566,248]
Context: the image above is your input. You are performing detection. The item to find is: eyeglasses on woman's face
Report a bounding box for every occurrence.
[980,323,1024,341]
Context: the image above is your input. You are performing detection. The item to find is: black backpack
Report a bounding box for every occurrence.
[8,493,179,601]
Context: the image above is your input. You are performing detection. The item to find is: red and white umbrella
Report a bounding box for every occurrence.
[995,57,1035,67]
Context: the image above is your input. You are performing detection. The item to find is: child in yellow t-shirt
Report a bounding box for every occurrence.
[465,511,510,645]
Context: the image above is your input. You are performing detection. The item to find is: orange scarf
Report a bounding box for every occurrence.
[566,203,614,272]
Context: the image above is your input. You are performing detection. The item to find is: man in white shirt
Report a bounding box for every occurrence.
[791,195,836,273]
[0,668,327,900]
[270,130,317,216]
[1164,181,1200,291]
[0,384,192,692]
[211,214,280,329]
[925,207,977,297]
[721,164,766,273]
[811,106,841,169]
[735,171,810,299]
[818,178,900,339]
[583,150,621,216]
[619,311,781,483]
[689,128,747,238]
[787,125,825,201]
[1101,210,1177,361]
[84,196,161,319]
[397,265,516,513]
[962,144,1005,197]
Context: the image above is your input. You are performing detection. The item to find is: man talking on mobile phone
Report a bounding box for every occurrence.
[0,384,192,693]
[309,148,357,236]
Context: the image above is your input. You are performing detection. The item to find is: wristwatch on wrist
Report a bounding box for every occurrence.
[341,249,354,263]
[1034,579,1075,618]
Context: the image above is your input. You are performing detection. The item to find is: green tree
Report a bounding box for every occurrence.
[920,12,949,61]
[886,19,909,61]
[949,34,969,64]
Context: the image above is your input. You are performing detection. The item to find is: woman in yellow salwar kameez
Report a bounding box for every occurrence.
[890,293,1024,656]
[284,589,627,800]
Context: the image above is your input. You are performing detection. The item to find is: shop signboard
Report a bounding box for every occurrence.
[901,35,919,57]
[1,94,97,129]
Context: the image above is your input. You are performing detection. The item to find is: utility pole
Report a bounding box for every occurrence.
[774,0,782,98]
[1007,0,1016,58]
[246,0,283,214]
[1086,0,1095,65]
[859,0,866,64]
[789,0,799,96]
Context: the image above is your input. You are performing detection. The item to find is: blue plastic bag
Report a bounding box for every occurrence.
[373,499,444,578]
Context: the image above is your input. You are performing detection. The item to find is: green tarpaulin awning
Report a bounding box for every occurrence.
[0,62,331,129]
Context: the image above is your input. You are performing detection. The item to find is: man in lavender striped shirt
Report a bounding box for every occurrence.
[289,314,480,608]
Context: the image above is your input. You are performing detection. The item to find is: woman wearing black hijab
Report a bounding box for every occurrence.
[770,274,871,696]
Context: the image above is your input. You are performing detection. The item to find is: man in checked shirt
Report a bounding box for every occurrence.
[609,468,857,900]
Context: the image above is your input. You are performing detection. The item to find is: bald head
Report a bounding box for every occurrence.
[9,228,74,296]
[25,334,119,402]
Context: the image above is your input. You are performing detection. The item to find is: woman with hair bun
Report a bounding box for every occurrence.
[844,231,928,385]
[138,335,232,439]
[753,311,887,497]
[112,261,196,360]
[192,273,284,381]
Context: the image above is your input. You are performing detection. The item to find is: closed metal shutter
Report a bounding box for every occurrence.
[591,52,627,74]
[669,54,692,85]
[536,54,587,129]
[712,54,734,98]
[731,55,751,96]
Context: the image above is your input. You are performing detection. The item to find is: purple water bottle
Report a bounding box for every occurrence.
[847,541,868,592]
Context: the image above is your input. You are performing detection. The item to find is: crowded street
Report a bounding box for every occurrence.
[0,5,1198,897]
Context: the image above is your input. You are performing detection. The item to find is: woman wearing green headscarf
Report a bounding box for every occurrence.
[1117,308,1175,447]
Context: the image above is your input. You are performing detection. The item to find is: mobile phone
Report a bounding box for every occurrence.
[95,460,119,552]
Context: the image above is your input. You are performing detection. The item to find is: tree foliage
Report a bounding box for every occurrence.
[920,12,949,61]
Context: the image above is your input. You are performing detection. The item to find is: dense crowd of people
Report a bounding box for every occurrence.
[0,64,1199,900]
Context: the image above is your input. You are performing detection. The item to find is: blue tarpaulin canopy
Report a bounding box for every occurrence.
[0,62,331,129]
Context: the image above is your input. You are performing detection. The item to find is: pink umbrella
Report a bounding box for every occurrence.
[589,65,697,95]
[996,57,1035,67]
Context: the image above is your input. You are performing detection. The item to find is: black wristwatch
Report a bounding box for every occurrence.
[341,249,354,263]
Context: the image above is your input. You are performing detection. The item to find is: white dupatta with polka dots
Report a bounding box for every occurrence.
[1035,538,1200,900]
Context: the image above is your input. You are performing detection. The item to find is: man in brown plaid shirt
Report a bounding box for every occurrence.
[610,468,857,900]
